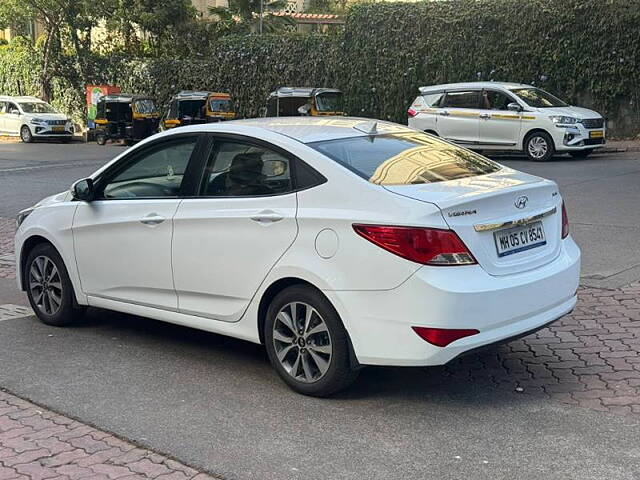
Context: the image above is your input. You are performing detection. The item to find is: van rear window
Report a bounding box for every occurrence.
[308,132,500,185]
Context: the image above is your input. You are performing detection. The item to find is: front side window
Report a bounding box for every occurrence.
[18,102,57,114]
[101,136,198,199]
[481,91,513,110]
[202,140,292,197]
[209,98,234,113]
[308,132,500,186]
[7,103,20,114]
[441,91,480,109]
[510,87,567,108]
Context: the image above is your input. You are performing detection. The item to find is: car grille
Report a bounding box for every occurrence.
[580,118,604,129]
[47,120,66,126]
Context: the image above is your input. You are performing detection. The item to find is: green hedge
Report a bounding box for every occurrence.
[1,0,639,136]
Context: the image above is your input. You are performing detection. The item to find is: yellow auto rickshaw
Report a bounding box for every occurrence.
[93,94,159,145]
[265,87,345,117]
[161,91,236,130]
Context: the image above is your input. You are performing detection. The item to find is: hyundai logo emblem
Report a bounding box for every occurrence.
[514,196,528,209]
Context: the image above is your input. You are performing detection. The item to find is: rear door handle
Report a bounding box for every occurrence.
[140,213,165,225]
[479,113,491,119]
[250,210,284,223]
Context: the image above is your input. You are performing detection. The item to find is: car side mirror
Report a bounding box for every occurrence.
[507,102,522,112]
[71,178,95,202]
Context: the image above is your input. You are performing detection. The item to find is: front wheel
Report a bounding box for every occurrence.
[95,132,107,146]
[25,243,85,327]
[569,149,593,159]
[20,125,33,143]
[524,131,555,162]
[264,285,359,397]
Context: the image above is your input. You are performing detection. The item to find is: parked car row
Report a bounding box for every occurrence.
[2,82,605,161]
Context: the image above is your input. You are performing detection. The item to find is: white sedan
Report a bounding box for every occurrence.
[15,117,580,396]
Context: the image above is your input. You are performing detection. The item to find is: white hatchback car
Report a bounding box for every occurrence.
[15,117,580,396]
[408,82,605,162]
[0,96,73,143]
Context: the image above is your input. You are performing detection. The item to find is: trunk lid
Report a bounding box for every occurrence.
[384,168,563,276]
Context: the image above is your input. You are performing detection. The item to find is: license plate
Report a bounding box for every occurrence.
[52,126,64,132]
[589,130,604,139]
[494,221,546,257]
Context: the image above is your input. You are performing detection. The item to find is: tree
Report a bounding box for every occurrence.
[208,0,295,36]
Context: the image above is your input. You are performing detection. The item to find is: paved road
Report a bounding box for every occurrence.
[1,141,640,480]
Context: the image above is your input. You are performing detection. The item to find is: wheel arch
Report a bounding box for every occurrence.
[256,277,360,368]
[424,129,439,136]
[522,127,555,150]
[19,235,54,291]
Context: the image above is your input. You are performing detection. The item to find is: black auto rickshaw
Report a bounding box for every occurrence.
[160,91,236,130]
[265,87,345,117]
[93,94,160,145]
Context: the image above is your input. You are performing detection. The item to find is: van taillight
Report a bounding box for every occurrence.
[407,108,418,118]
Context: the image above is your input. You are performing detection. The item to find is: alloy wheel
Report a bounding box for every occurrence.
[272,302,333,383]
[21,127,32,143]
[528,136,548,160]
[29,255,63,316]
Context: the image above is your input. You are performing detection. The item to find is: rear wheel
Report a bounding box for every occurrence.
[264,285,359,397]
[96,132,107,145]
[25,243,84,327]
[569,149,593,159]
[524,131,554,162]
[20,126,33,143]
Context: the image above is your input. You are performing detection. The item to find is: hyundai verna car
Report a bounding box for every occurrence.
[0,96,74,143]
[408,82,605,162]
[15,117,580,396]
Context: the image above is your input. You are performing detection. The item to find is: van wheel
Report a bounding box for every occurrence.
[25,243,85,327]
[524,131,554,162]
[264,285,359,397]
[20,126,33,143]
[569,149,593,159]
[96,133,107,145]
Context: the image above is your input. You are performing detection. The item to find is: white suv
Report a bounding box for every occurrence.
[408,82,605,161]
[0,96,73,143]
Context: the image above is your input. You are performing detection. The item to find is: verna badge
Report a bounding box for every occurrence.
[514,196,528,209]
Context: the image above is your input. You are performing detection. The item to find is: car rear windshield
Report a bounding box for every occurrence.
[308,132,501,185]
[510,87,567,108]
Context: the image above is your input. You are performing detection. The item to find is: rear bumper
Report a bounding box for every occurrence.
[325,237,580,366]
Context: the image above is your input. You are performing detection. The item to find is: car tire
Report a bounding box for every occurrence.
[96,133,107,145]
[524,131,555,162]
[569,149,593,159]
[264,285,359,397]
[20,125,33,143]
[25,243,85,327]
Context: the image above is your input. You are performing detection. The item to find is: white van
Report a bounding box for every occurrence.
[408,82,605,161]
[0,96,73,143]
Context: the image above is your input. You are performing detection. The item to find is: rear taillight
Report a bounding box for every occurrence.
[412,327,479,347]
[353,224,477,266]
[561,201,569,239]
[407,108,418,118]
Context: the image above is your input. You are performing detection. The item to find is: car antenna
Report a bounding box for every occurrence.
[354,120,378,136]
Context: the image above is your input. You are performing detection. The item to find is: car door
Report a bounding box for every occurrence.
[72,134,203,310]
[435,90,481,145]
[172,135,299,322]
[5,102,22,135]
[477,89,523,147]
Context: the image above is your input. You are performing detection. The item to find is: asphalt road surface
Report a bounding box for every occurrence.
[1,140,640,480]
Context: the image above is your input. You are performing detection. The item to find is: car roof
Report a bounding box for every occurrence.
[418,82,532,94]
[0,96,44,102]
[166,116,414,144]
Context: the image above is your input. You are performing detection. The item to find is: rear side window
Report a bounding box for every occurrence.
[308,132,500,186]
[422,92,445,107]
[441,91,480,109]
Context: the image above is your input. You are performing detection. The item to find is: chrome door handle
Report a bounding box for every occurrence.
[439,110,450,116]
[140,214,165,225]
[479,113,491,119]
[250,210,284,223]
